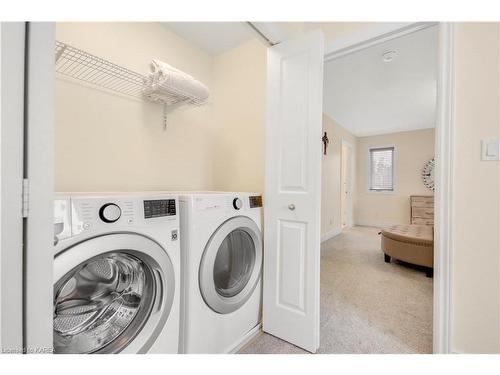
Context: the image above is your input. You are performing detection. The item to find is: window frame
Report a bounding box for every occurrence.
[368,146,395,193]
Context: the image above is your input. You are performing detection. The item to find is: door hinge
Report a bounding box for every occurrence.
[22,178,29,218]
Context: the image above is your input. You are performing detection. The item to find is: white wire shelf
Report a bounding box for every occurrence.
[55,41,208,107]
[55,41,145,99]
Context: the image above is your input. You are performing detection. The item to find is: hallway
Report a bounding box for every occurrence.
[240,226,433,354]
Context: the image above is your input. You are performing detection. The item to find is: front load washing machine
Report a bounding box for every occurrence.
[53,193,180,354]
[178,192,263,353]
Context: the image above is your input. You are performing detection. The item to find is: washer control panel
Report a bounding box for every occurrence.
[144,199,176,218]
[99,203,122,223]
[56,196,178,239]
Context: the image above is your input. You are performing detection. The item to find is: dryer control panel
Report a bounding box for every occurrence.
[189,193,263,213]
[249,195,263,208]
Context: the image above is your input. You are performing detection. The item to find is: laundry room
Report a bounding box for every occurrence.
[52,22,268,354]
[5,18,497,360]
[55,22,267,193]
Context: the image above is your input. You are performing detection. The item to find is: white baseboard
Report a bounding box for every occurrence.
[354,220,400,228]
[321,228,342,242]
[228,323,262,354]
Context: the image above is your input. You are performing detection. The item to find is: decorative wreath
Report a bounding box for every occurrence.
[421,158,435,191]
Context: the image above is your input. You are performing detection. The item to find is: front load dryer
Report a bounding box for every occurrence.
[178,192,263,353]
[53,194,180,354]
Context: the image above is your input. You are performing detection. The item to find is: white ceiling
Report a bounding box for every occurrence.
[161,22,254,56]
[323,25,438,137]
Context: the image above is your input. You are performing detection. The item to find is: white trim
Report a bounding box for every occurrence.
[324,22,438,62]
[498,23,500,356]
[23,22,55,352]
[229,324,262,354]
[433,22,454,355]
[247,22,288,45]
[0,22,25,352]
[340,139,354,228]
[354,125,436,138]
[354,220,399,229]
[321,228,342,243]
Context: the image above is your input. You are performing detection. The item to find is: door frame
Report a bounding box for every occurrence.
[0,22,26,352]
[340,139,354,228]
[323,22,454,354]
[23,22,55,353]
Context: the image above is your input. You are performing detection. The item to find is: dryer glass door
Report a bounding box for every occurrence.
[213,229,256,298]
[199,216,262,314]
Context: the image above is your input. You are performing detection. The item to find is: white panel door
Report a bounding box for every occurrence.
[263,30,324,353]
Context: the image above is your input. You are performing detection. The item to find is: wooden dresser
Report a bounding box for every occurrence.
[410,195,434,225]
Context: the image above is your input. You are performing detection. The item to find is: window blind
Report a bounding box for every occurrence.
[369,147,394,191]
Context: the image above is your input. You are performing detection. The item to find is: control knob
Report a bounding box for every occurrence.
[99,203,121,223]
[233,198,243,210]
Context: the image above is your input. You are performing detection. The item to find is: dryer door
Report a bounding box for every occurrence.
[199,216,262,314]
[53,233,175,354]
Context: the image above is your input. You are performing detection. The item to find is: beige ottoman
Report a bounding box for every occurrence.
[380,225,434,277]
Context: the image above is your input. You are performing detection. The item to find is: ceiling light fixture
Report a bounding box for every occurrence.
[382,50,397,63]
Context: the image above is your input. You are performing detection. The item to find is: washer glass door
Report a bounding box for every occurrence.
[53,252,155,354]
[199,216,262,314]
[53,233,175,354]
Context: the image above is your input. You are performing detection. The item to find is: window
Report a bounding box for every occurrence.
[369,147,394,191]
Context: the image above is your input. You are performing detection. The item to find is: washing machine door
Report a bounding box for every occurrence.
[53,233,175,354]
[199,216,262,314]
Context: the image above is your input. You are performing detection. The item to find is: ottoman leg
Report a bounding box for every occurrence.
[425,268,434,278]
[384,253,391,263]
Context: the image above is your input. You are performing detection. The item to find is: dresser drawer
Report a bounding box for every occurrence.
[411,201,434,209]
[411,217,434,225]
[412,207,434,218]
[410,195,434,225]
[411,196,434,208]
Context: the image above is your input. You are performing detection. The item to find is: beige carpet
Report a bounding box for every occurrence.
[239,226,433,354]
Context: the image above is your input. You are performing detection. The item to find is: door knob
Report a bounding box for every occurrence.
[288,204,296,211]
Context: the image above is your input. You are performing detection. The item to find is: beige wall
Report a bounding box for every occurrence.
[56,22,217,192]
[321,114,356,237]
[56,22,266,194]
[451,23,500,354]
[354,129,435,226]
[211,39,267,194]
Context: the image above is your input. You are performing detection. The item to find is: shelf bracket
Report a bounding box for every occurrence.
[161,100,193,131]
[163,103,168,130]
[54,44,67,63]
